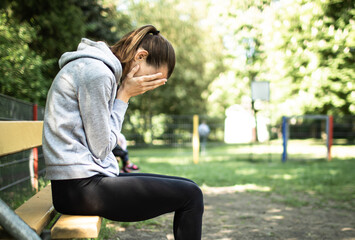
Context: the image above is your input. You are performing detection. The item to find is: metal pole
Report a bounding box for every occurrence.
[328,115,333,161]
[32,104,39,192]
[251,100,259,142]
[282,116,288,162]
[0,198,41,240]
[192,115,199,164]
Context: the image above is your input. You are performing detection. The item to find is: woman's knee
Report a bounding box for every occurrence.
[187,182,204,214]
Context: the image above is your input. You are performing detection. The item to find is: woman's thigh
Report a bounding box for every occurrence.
[51,173,203,221]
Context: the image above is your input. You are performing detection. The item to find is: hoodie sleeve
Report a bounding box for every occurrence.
[77,66,128,160]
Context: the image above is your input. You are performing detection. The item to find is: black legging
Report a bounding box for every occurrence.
[51,173,204,240]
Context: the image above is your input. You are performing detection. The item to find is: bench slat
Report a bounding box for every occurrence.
[14,184,55,235]
[51,215,102,239]
[0,121,43,157]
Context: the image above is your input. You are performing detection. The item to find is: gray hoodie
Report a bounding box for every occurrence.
[43,38,128,180]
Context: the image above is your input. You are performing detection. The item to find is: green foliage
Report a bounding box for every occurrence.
[211,0,355,120]
[0,13,52,103]
[205,0,272,117]
[124,0,225,116]
[0,0,86,105]
[74,0,133,44]
[269,0,355,117]
[0,0,132,105]
[113,0,226,144]
[1,0,353,119]
[9,0,86,59]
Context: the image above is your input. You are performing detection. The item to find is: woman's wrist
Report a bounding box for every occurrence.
[116,87,130,103]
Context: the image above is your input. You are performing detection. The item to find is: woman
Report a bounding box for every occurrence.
[43,25,203,240]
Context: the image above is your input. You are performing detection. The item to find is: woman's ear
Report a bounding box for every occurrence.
[134,49,149,61]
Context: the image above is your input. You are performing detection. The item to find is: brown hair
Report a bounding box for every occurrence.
[110,25,175,81]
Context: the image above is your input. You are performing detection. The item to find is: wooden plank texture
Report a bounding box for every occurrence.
[14,185,55,235]
[0,121,43,157]
[51,215,102,239]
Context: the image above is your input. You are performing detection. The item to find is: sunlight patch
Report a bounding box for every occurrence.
[145,157,190,165]
[264,215,284,220]
[270,174,294,180]
[267,208,282,213]
[341,227,354,232]
[235,169,258,175]
[201,184,271,195]
[106,222,126,232]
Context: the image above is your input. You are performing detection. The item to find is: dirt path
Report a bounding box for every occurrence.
[110,186,355,240]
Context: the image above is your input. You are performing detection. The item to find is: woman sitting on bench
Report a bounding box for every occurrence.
[42,25,203,240]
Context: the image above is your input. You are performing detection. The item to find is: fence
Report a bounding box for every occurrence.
[282,115,355,161]
[0,94,44,121]
[121,114,225,148]
[286,115,355,142]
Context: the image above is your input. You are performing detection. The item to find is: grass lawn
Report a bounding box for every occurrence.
[129,142,355,207]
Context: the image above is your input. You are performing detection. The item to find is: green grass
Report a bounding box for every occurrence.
[128,143,355,208]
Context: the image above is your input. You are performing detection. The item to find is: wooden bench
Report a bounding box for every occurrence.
[0,121,102,239]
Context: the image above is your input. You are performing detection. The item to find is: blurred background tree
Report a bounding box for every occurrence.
[115,0,225,144]
[0,12,52,103]
[205,0,271,117]
[0,0,132,105]
[206,0,354,122]
[122,0,225,117]
[0,0,354,120]
[265,0,355,119]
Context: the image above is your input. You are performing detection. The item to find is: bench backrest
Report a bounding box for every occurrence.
[0,120,103,239]
[0,121,43,157]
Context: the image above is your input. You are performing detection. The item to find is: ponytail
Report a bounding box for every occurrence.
[110,25,175,81]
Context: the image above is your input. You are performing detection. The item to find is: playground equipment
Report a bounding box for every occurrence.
[282,115,333,162]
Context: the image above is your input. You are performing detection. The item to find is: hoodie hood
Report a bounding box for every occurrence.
[59,38,122,83]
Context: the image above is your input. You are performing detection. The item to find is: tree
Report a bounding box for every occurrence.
[0,0,132,105]
[267,0,355,117]
[74,0,133,45]
[0,0,86,105]
[206,0,271,117]
[0,12,51,103]
[8,0,86,60]
[122,0,225,116]
[113,0,225,144]
[206,0,355,123]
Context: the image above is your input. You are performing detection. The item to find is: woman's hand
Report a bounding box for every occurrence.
[116,65,167,103]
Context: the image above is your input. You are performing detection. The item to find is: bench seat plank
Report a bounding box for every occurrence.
[14,185,55,235]
[51,215,102,239]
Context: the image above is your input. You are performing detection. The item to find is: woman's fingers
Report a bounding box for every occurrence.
[139,77,166,87]
[140,72,163,81]
[137,78,166,95]
[126,64,140,79]
[119,66,168,99]
[133,72,166,89]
